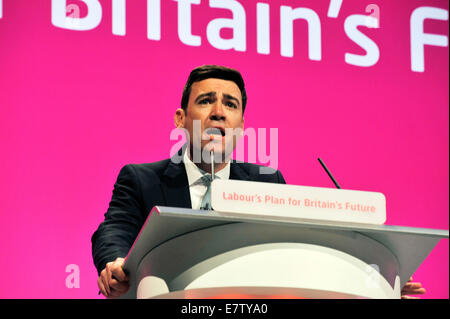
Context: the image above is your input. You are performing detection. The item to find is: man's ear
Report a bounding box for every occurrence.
[174,108,185,128]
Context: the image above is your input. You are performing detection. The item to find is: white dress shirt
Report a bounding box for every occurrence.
[183,150,230,210]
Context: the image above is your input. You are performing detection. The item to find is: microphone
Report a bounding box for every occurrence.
[318,157,341,189]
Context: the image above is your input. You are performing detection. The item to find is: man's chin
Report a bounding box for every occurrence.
[190,144,233,164]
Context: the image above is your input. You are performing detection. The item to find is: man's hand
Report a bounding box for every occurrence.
[401,277,426,299]
[97,257,130,298]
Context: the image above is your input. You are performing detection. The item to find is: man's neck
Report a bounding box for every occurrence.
[196,161,228,174]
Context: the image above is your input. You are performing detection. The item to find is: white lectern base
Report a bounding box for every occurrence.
[137,243,401,299]
[150,287,370,299]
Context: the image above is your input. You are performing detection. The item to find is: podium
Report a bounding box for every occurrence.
[122,206,449,299]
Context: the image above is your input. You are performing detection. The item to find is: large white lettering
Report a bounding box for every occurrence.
[344,15,380,67]
[410,6,449,72]
[51,0,102,31]
[280,6,321,60]
[175,0,201,46]
[0,0,3,19]
[207,0,246,52]
[327,0,343,18]
[45,1,447,73]
[257,2,270,55]
[112,0,126,36]
[147,0,161,40]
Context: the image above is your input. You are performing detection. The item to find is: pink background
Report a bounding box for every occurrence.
[0,0,448,298]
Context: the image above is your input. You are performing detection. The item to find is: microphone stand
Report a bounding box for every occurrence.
[210,150,215,181]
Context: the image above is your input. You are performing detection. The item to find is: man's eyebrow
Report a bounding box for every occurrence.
[195,92,216,103]
[223,93,241,106]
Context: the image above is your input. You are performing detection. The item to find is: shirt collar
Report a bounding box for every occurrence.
[183,150,230,186]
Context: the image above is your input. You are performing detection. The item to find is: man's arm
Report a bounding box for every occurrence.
[276,169,286,184]
[91,164,146,276]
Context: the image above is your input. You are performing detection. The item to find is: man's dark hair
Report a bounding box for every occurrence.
[181,65,247,114]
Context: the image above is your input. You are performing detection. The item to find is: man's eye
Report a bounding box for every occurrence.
[226,102,237,108]
[199,99,210,105]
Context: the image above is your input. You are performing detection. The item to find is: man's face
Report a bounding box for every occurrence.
[175,78,244,161]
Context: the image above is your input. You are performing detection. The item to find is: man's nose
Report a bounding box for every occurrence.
[210,101,226,121]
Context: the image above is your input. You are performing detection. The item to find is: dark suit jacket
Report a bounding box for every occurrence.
[91,152,286,275]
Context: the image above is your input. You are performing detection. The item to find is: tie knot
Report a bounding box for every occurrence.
[200,174,212,186]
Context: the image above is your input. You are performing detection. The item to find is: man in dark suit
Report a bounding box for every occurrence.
[92,65,425,299]
[92,65,286,298]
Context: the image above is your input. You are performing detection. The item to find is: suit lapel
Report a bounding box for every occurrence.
[230,161,250,181]
[161,150,192,208]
